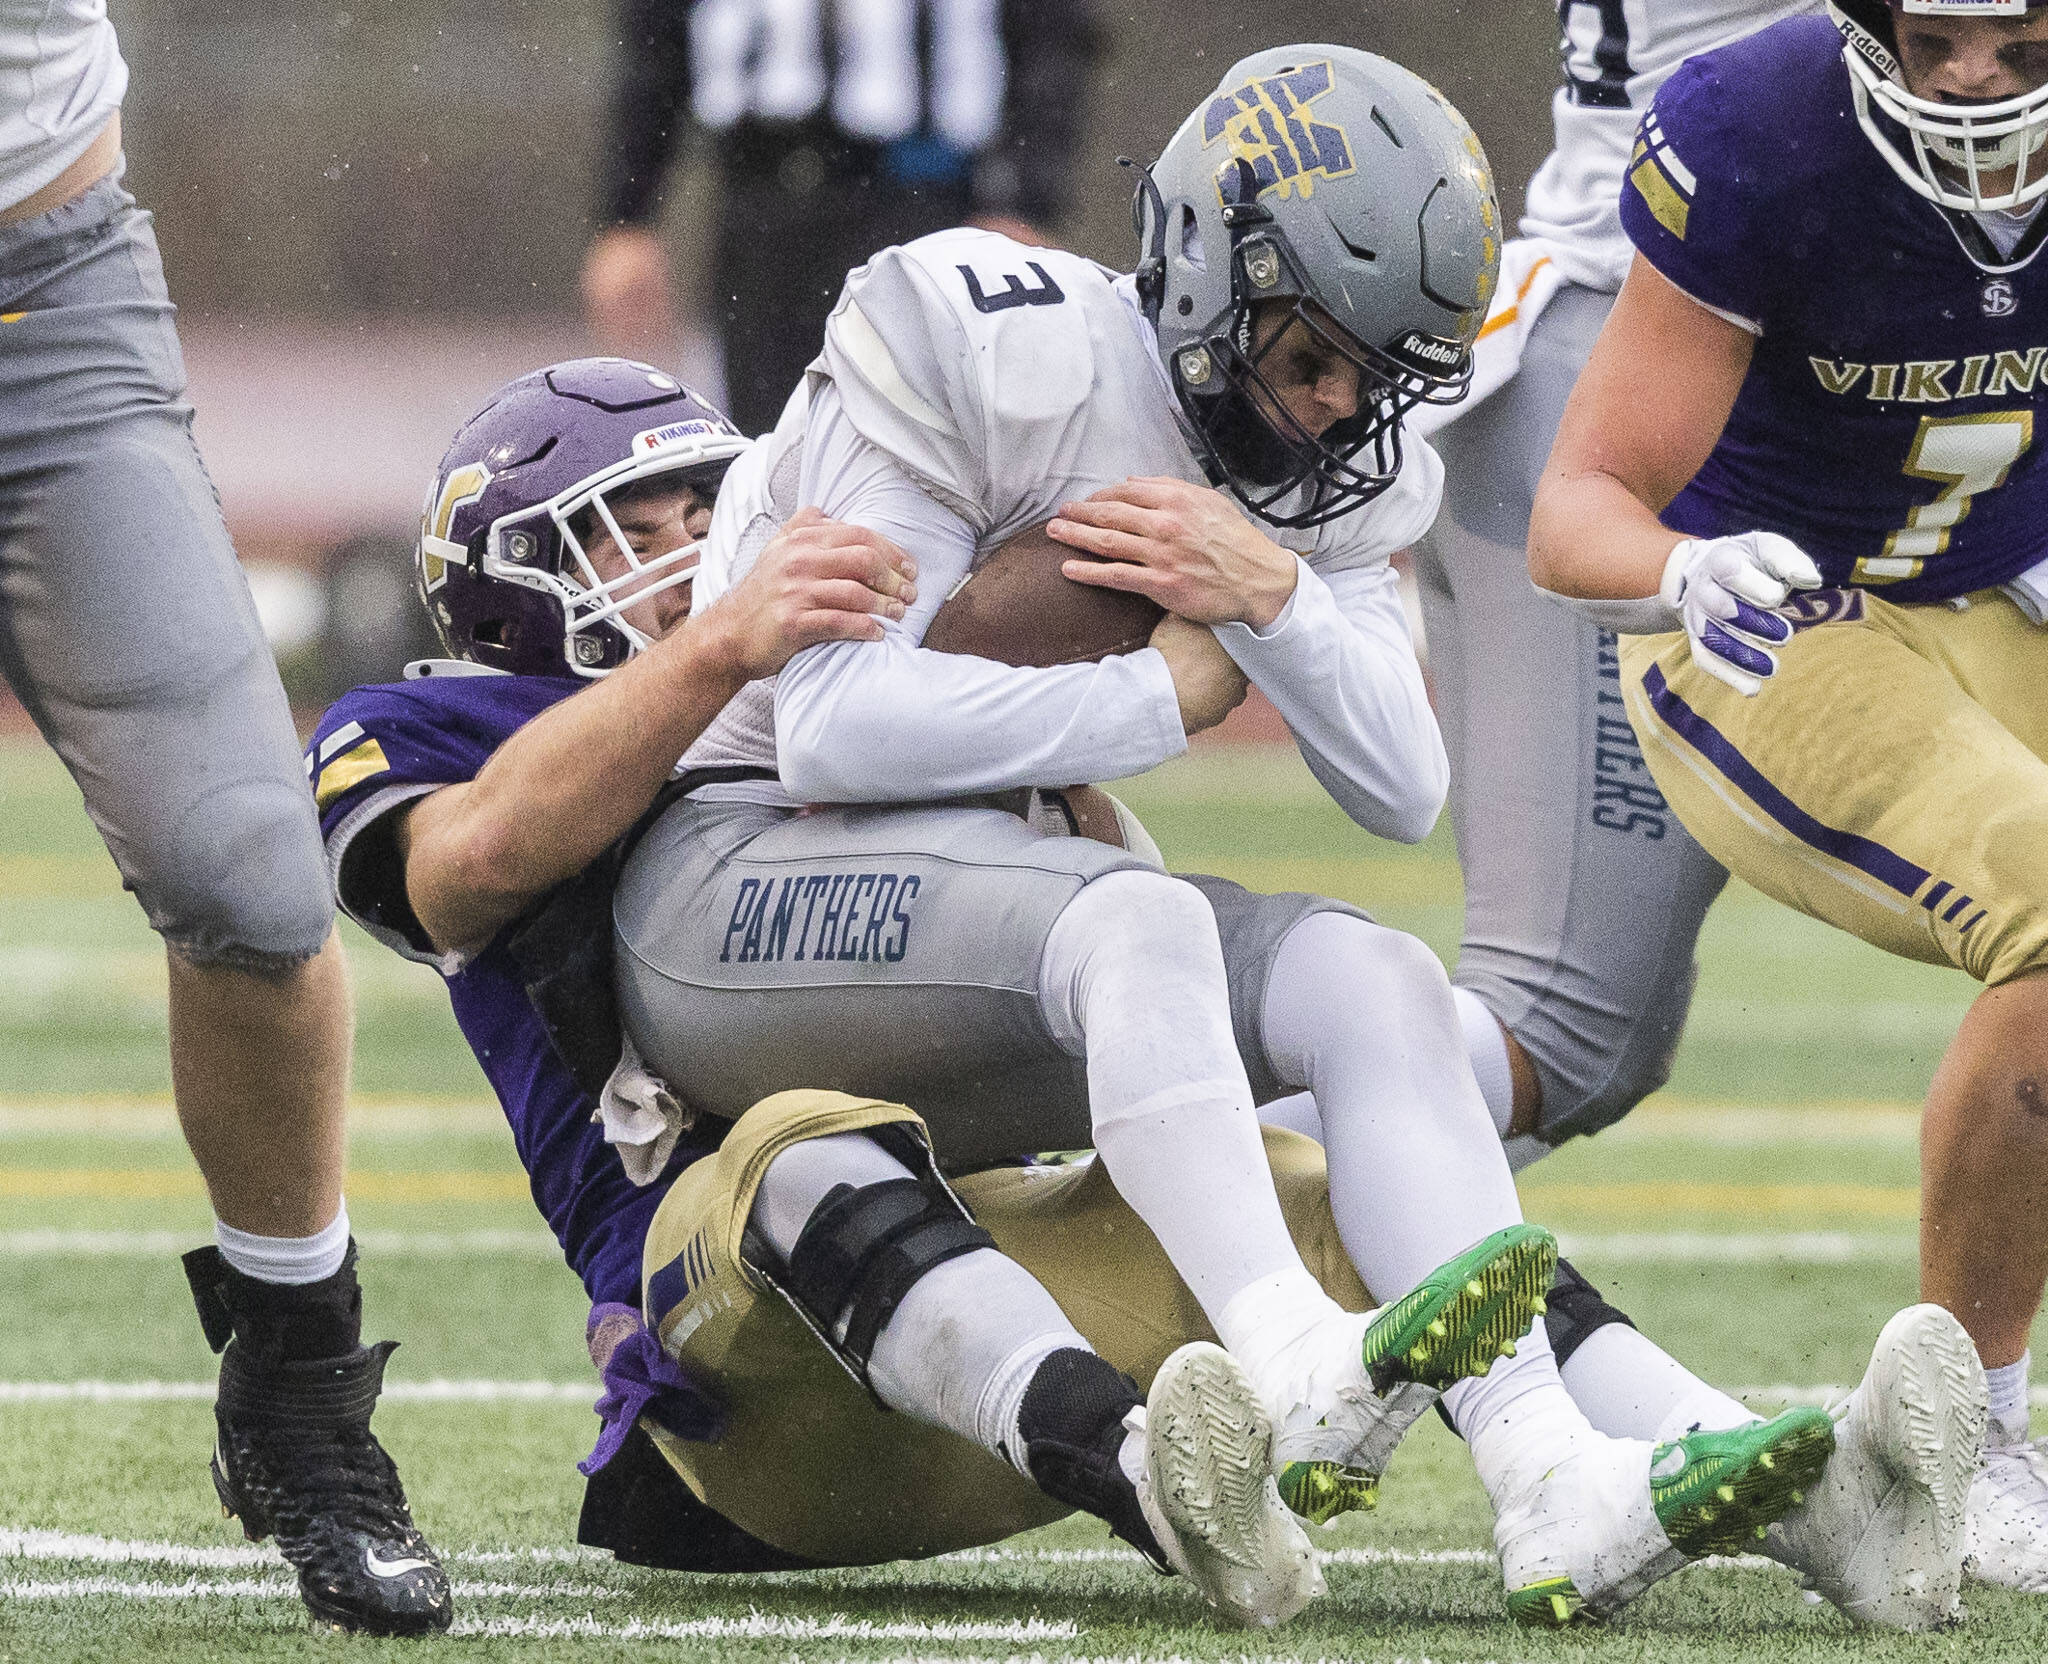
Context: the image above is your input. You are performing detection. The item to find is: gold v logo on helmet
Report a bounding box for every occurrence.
[1201,61,1356,202]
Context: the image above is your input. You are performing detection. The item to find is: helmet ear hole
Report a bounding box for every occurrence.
[474,619,514,650]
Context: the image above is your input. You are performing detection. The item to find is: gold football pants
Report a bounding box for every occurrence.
[640,1088,1368,1566]
[1621,588,2048,987]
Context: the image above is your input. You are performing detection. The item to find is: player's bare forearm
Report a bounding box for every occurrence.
[1528,464,1686,600]
[398,627,751,955]
[1528,253,1752,601]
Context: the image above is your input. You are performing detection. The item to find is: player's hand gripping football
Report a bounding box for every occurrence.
[1150,613,1249,737]
[706,507,918,680]
[1049,476,1300,631]
[1660,531,1822,697]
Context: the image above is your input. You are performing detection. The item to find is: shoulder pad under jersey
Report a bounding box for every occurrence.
[820,229,1112,531]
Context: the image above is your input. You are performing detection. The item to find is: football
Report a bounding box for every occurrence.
[921,522,1163,667]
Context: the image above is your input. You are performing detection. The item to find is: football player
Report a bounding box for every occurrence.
[631,45,1841,1624]
[314,357,1541,1625]
[1531,0,2048,1597]
[1319,0,1994,1631]
[1,8,444,1635]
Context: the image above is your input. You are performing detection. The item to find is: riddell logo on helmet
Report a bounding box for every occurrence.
[633,419,726,454]
[1395,331,1463,367]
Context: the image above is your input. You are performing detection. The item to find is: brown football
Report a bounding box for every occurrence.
[921,522,1163,667]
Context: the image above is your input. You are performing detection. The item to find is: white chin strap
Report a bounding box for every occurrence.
[1845,41,2048,211]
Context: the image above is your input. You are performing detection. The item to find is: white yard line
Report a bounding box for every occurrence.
[451,1615,1079,1641]
[0,1228,558,1257]
[0,1528,615,1569]
[0,1379,594,1404]
[1555,1231,1912,1262]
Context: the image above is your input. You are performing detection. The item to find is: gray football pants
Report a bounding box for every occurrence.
[1412,283,1728,1149]
[613,795,1365,1170]
[0,171,331,971]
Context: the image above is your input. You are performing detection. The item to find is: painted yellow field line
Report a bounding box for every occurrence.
[0,1167,526,1202]
[1521,1181,1919,1219]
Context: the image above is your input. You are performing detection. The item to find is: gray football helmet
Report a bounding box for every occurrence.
[1133,45,1500,528]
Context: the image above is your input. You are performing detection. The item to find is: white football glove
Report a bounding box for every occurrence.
[1660,532,1823,697]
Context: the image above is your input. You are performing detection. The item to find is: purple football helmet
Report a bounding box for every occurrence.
[417,358,750,677]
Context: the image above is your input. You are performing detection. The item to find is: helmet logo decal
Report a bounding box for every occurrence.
[421,463,490,591]
[633,418,730,453]
[1202,61,1355,201]
[428,463,491,544]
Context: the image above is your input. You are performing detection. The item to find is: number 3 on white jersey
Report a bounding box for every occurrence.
[1864,411,2035,583]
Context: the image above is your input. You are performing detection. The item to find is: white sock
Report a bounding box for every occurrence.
[1453,986,1516,1139]
[1988,1352,2031,1446]
[215,1206,350,1285]
[1263,912,1526,1297]
[1559,1322,1756,1445]
[1213,1266,1354,1420]
[866,1252,1086,1470]
[751,1132,1090,1466]
[1443,1322,1598,1507]
[1042,872,1312,1323]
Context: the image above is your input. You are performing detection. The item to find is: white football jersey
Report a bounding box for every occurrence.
[0,0,125,212]
[813,227,1440,572]
[684,227,1448,835]
[1521,0,1817,289]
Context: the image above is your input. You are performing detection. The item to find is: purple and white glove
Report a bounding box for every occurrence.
[1659,532,1823,697]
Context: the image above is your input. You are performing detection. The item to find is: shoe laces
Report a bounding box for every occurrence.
[1984,1437,2048,1521]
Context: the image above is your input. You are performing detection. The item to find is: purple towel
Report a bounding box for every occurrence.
[580,1302,724,1475]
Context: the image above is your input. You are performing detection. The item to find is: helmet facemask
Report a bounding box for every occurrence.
[1164,179,1472,529]
[474,445,737,677]
[1837,0,2048,212]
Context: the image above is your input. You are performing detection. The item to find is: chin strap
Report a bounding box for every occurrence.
[1120,156,1169,324]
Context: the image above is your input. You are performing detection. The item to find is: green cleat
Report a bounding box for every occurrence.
[1359,1223,1559,1395]
[1653,1408,1837,1559]
[1276,1224,1558,1527]
[1501,1408,1836,1628]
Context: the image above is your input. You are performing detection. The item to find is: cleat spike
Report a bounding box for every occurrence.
[1551,1594,1571,1624]
[1718,1484,1736,1503]
[1466,1279,1485,1298]
[1428,1318,1449,1338]
[1501,1340,1518,1358]
[1530,1297,1548,1316]
[1792,1489,1805,1505]
[1472,1357,1491,1377]
[1755,1525,1768,1540]
[1759,1452,1776,1470]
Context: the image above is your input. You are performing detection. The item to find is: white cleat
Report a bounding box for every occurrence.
[1262,1310,1400,1469]
[1768,1303,1987,1628]
[1494,1434,1678,1625]
[1966,1436,2048,1592]
[1132,1342,1324,1628]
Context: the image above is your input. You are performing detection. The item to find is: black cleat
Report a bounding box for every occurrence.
[185,1245,453,1636]
[1013,1347,1172,1571]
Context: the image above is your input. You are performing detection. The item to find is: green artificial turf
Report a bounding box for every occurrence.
[4,736,2038,1662]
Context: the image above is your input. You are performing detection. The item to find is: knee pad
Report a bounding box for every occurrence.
[1542,1256,1637,1367]
[772,1163,996,1391]
[150,779,333,973]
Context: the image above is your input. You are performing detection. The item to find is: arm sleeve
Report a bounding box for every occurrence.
[771,387,1187,801]
[1616,58,1772,331]
[1212,560,1446,843]
[972,0,1107,225]
[598,0,694,227]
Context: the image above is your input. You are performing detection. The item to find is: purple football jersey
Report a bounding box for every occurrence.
[308,672,719,1308]
[1620,16,2048,602]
